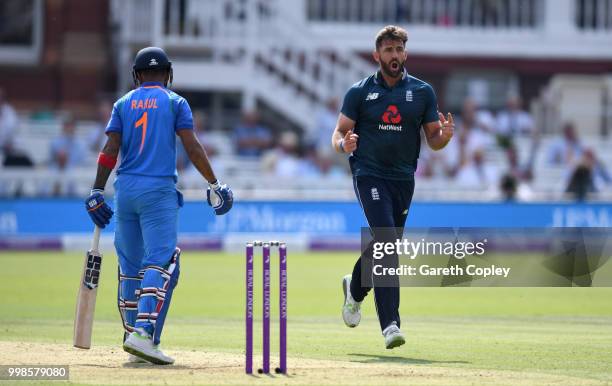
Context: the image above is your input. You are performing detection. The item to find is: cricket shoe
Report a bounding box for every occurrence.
[383,322,405,349]
[342,274,362,328]
[123,330,175,365]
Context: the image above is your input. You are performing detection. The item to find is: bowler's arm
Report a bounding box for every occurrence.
[331,113,357,153]
[422,112,454,151]
[177,129,217,183]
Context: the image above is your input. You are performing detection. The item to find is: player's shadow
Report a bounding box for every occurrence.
[84,363,229,370]
[348,353,469,365]
[119,363,192,369]
[80,363,193,370]
[119,363,237,370]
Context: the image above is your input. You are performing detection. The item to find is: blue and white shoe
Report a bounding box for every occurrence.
[342,274,362,328]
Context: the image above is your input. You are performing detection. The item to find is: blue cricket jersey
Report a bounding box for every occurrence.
[106,81,193,180]
[341,71,439,180]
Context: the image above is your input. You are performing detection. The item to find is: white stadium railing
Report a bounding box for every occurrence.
[308,0,543,28]
[576,0,612,31]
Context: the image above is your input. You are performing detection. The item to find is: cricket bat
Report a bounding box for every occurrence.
[73,226,103,349]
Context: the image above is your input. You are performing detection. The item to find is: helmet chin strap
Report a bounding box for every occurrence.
[165,68,173,89]
[132,70,139,87]
[164,67,172,88]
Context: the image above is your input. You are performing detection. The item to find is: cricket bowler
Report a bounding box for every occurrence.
[331,26,454,349]
[84,47,233,364]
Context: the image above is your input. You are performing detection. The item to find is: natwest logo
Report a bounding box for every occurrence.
[382,105,401,124]
[379,105,403,132]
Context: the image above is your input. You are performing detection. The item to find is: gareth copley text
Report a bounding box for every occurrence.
[373,264,511,278]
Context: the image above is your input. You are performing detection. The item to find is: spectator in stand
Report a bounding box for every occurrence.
[495,94,535,149]
[499,173,518,201]
[50,117,86,170]
[3,142,34,167]
[264,131,299,177]
[0,88,18,155]
[455,149,498,188]
[262,131,315,178]
[302,144,347,178]
[507,145,534,180]
[474,101,496,134]
[0,88,34,168]
[87,99,113,154]
[415,138,435,178]
[434,98,493,177]
[315,149,347,178]
[565,148,611,201]
[309,97,339,155]
[565,162,592,201]
[497,146,534,201]
[547,122,583,166]
[232,110,273,157]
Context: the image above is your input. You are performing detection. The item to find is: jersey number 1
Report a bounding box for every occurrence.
[136,111,148,154]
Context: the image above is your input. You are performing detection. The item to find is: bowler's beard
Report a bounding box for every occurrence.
[380,58,405,79]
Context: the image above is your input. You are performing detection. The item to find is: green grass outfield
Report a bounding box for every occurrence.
[0,251,611,385]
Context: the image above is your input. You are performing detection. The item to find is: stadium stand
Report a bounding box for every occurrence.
[0,0,611,201]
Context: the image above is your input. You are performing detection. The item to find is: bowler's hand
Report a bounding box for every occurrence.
[438,112,454,142]
[340,130,359,153]
[207,181,233,215]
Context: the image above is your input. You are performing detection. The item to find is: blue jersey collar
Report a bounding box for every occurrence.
[374,69,408,89]
[140,81,165,88]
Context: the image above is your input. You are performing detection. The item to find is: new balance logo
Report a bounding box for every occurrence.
[149,58,158,66]
[406,90,413,102]
[371,188,380,201]
[366,93,379,101]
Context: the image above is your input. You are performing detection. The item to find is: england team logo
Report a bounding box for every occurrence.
[405,90,413,102]
[371,188,380,201]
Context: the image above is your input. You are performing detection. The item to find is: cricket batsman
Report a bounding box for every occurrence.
[331,26,454,349]
[84,47,233,364]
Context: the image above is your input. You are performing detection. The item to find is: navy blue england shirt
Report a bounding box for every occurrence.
[341,71,439,180]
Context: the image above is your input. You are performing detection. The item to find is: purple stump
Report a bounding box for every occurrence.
[245,243,254,374]
[279,243,287,374]
[262,243,271,373]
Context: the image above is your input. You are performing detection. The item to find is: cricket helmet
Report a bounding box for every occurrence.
[132,46,173,87]
[133,46,172,71]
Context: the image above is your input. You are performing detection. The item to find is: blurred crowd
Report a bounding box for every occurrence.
[416,95,610,201]
[0,86,609,201]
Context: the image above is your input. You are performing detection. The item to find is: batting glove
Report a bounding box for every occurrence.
[206,181,233,215]
[85,189,113,228]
